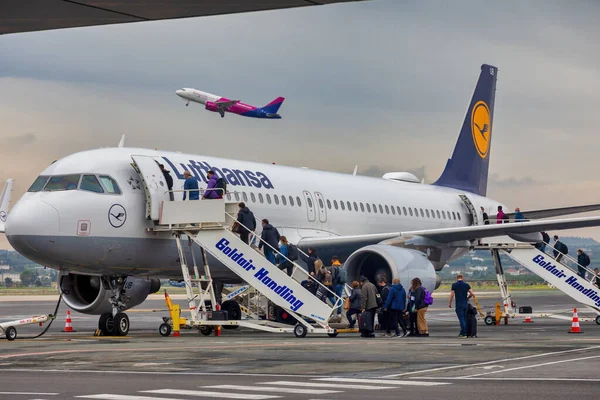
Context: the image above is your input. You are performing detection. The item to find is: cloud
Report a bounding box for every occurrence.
[3,133,36,146]
[488,173,541,189]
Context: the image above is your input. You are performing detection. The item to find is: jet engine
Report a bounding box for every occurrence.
[59,273,161,315]
[344,245,438,291]
[205,102,219,112]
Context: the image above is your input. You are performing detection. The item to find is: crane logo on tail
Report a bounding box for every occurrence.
[471,100,491,159]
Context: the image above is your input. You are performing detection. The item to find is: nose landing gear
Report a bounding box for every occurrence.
[97,276,131,336]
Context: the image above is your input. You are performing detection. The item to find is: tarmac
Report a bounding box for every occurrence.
[1,290,599,399]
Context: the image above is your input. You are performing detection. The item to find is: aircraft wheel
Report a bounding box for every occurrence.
[221,300,241,330]
[6,326,17,341]
[199,326,213,336]
[159,323,172,337]
[114,313,130,336]
[99,312,115,336]
[293,324,308,338]
[327,329,338,338]
[595,315,600,325]
[484,316,495,326]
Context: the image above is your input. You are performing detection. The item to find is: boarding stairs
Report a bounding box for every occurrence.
[152,198,341,336]
[475,237,600,319]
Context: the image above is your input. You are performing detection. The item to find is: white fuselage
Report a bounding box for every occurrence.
[176,88,220,105]
[5,147,504,280]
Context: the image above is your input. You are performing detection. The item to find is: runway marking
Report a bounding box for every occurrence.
[462,354,600,378]
[144,389,281,399]
[0,392,59,396]
[201,384,340,395]
[315,378,450,386]
[0,368,328,378]
[262,381,393,390]
[77,395,189,400]
[415,377,600,381]
[381,344,600,377]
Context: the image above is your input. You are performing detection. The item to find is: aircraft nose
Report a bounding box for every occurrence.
[6,199,60,252]
[175,89,184,97]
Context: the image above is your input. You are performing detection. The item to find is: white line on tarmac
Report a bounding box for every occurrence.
[202,385,340,395]
[144,389,281,399]
[314,378,450,386]
[0,368,326,378]
[0,393,58,396]
[381,344,600,378]
[413,377,600,382]
[262,381,393,390]
[461,354,600,378]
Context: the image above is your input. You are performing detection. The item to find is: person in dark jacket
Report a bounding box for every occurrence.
[383,278,408,337]
[346,281,362,329]
[300,248,319,276]
[360,276,378,338]
[553,235,568,263]
[378,279,391,335]
[182,171,199,200]
[203,170,221,199]
[277,236,293,276]
[481,207,489,225]
[514,207,525,221]
[407,286,418,336]
[411,277,429,337]
[236,202,256,245]
[577,249,591,279]
[159,163,174,201]
[258,219,280,265]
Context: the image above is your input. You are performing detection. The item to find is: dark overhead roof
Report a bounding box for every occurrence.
[1,0,365,35]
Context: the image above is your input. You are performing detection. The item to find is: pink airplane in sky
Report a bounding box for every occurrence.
[175,88,284,119]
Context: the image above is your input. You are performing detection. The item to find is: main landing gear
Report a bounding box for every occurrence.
[98,276,130,336]
[186,101,189,106]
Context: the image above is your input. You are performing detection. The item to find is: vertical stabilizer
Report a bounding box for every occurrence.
[0,179,14,233]
[433,64,498,196]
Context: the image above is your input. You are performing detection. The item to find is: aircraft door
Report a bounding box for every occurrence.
[302,191,317,222]
[131,155,171,221]
[458,194,484,226]
[314,192,327,223]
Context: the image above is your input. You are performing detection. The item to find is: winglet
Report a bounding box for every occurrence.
[118,134,125,148]
[0,179,14,233]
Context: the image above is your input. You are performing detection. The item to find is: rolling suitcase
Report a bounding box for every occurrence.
[359,310,373,332]
[466,304,478,337]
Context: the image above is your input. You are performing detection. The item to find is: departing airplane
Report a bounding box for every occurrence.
[3,64,600,336]
[175,88,284,119]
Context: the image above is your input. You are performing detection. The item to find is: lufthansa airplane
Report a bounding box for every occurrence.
[3,64,600,335]
[176,88,284,119]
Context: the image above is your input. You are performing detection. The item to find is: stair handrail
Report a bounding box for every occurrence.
[542,241,596,278]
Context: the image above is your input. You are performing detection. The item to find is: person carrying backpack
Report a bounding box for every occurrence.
[577,249,591,279]
[553,235,568,263]
[411,277,429,337]
[202,170,222,199]
[329,256,344,315]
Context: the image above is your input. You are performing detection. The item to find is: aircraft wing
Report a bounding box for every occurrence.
[215,100,240,110]
[297,216,600,248]
[1,1,366,35]
[492,204,600,221]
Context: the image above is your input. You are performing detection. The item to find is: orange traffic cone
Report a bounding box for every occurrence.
[62,310,76,332]
[523,316,533,323]
[568,308,582,334]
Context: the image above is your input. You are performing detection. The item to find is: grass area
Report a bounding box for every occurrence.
[437,283,554,291]
[0,287,59,296]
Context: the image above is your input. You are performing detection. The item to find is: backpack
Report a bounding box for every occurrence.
[330,266,339,284]
[561,243,569,255]
[323,271,333,286]
[215,177,227,196]
[337,267,347,284]
[583,253,591,266]
[423,287,434,306]
[287,244,299,261]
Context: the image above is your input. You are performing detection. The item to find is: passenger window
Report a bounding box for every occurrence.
[409,208,413,216]
[307,197,313,208]
[334,200,338,210]
[354,202,358,212]
[426,209,430,218]
[27,176,49,192]
[242,192,248,202]
[297,197,302,207]
[80,175,104,193]
[289,196,294,206]
[436,210,441,219]
[442,210,446,219]
[373,204,377,214]
[45,175,80,191]
[259,193,264,203]
[385,205,390,214]
[360,203,365,212]
[266,194,272,204]
[391,206,396,215]
[327,199,332,209]
[282,196,287,206]
[318,199,324,209]
[235,192,240,201]
[274,195,279,205]
[99,176,121,194]
[227,193,232,201]
[251,193,256,203]
[420,209,424,218]
[340,201,345,211]
[452,212,456,220]
[458,213,462,221]
[366,203,371,212]
[403,207,407,216]
[379,205,384,214]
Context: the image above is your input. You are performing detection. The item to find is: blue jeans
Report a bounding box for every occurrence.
[578,268,587,279]
[264,247,276,265]
[333,284,344,314]
[455,304,468,336]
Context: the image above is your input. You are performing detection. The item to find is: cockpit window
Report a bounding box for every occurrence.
[99,176,121,194]
[44,175,80,191]
[80,175,104,193]
[27,176,49,192]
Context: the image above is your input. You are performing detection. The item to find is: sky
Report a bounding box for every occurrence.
[1,0,600,250]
